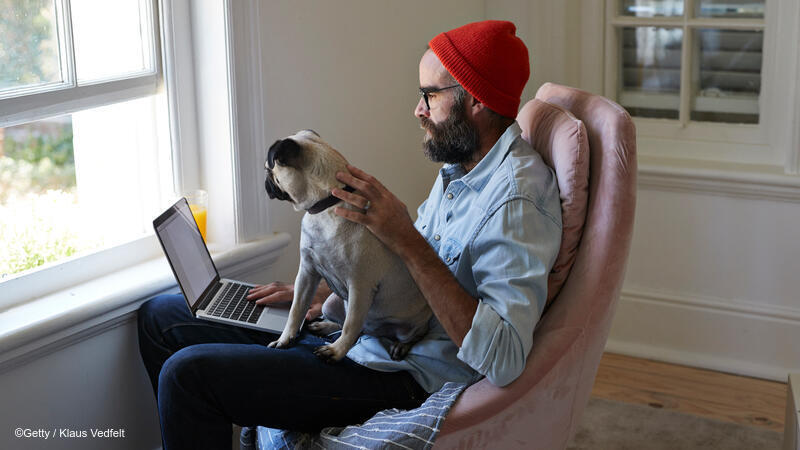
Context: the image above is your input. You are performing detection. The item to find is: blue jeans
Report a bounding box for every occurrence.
[137,294,428,450]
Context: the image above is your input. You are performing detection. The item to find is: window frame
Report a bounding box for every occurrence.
[603,0,799,172]
[0,0,162,129]
[0,0,199,310]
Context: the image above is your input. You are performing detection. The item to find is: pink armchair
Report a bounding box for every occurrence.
[433,83,637,449]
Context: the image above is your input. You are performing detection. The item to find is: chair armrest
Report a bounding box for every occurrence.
[439,325,585,435]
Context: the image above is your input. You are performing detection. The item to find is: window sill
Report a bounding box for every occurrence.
[638,155,800,202]
[0,232,291,373]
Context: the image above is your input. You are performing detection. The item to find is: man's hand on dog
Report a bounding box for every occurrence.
[246,281,330,321]
[332,165,419,256]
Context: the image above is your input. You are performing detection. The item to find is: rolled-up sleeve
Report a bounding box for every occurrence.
[456,198,561,387]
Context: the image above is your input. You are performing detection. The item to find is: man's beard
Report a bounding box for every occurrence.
[420,97,479,165]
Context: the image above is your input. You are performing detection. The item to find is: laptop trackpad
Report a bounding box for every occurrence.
[266,305,289,318]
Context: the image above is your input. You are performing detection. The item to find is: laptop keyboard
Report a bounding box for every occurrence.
[207,282,264,324]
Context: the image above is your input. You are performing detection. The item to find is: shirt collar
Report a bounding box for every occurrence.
[440,122,520,193]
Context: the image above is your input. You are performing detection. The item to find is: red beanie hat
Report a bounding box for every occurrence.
[429,20,530,118]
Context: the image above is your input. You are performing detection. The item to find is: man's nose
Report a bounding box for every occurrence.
[414,96,429,119]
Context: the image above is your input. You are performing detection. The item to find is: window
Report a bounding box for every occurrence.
[611,0,764,124]
[603,0,799,169]
[0,1,175,289]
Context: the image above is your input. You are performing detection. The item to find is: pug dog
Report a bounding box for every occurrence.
[264,129,432,362]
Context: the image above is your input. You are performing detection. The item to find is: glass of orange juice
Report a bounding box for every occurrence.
[185,189,208,242]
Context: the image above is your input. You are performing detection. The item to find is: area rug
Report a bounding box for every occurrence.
[567,397,783,450]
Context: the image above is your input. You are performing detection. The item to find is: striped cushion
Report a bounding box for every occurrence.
[256,382,468,450]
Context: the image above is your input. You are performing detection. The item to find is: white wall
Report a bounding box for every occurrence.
[0,316,162,450]
[490,1,800,381]
[0,261,280,450]
[612,190,800,380]
[252,0,485,282]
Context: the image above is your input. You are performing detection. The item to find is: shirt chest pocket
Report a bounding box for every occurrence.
[441,238,463,267]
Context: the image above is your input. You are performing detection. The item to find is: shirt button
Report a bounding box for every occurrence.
[446,257,452,263]
[434,234,441,241]
[446,193,454,200]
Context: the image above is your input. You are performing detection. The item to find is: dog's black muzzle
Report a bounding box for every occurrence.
[264,138,297,202]
[264,172,291,201]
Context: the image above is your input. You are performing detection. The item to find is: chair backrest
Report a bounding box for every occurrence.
[518,98,590,306]
[434,83,637,449]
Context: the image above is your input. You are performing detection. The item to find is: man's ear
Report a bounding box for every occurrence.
[469,95,487,117]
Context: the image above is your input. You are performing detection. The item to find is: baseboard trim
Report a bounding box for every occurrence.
[608,287,800,382]
[604,339,790,383]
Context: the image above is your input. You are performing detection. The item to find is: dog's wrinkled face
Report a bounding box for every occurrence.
[264,129,347,212]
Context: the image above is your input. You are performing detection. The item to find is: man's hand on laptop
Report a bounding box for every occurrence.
[246,280,331,321]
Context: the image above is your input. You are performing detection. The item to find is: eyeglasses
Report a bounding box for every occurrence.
[419,84,460,111]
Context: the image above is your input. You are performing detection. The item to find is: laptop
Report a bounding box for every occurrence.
[153,198,292,334]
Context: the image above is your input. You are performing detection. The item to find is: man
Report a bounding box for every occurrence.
[137,20,561,449]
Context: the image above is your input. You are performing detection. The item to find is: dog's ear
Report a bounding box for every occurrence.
[303,129,320,137]
[267,139,304,170]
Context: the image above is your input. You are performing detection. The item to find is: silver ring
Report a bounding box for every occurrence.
[364,200,371,212]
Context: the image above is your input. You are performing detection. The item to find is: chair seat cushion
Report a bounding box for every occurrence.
[517,99,589,304]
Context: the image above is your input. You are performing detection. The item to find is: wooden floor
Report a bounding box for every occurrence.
[592,353,788,433]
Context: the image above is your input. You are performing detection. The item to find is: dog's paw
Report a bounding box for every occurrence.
[389,341,414,361]
[307,320,342,336]
[267,335,295,349]
[313,344,347,363]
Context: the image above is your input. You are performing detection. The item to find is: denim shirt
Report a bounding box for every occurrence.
[345,122,562,393]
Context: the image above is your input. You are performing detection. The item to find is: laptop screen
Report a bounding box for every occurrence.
[153,198,218,309]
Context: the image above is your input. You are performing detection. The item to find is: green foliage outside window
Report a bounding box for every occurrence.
[0,124,75,203]
[0,0,58,89]
[0,123,80,278]
[0,190,80,278]
[0,1,86,279]
[4,129,74,166]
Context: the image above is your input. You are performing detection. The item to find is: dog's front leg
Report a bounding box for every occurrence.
[268,264,320,349]
[313,285,372,362]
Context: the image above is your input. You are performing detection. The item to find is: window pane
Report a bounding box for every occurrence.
[696,0,765,18]
[0,95,172,279]
[619,27,683,119]
[0,115,78,276]
[0,0,64,94]
[71,0,154,83]
[690,29,762,124]
[620,0,684,17]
